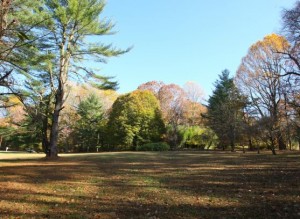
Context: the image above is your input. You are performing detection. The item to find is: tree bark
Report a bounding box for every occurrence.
[278,133,287,150]
[48,84,64,157]
[270,137,277,155]
[41,98,51,155]
[271,147,277,155]
[47,28,70,157]
[248,139,253,151]
[230,140,235,152]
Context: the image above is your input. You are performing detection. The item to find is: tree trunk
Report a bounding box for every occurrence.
[271,147,276,155]
[42,107,50,156]
[48,111,59,157]
[47,33,70,157]
[248,139,253,151]
[278,134,286,150]
[230,140,235,152]
[48,90,63,158]
[270,139,276,155]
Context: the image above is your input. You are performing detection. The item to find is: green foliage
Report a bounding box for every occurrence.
[0,126,43,152]
[206,70,246,150]
[179,126,218,150]
[74,94,105,152]
[137,142,170,151]
[11,0,130,156]
[107,90,165,150]
[0,0,48,95]
[41,0,130,73]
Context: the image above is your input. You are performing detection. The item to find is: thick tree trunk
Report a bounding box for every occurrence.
[47,32,70,157]
[48,110,59,157]
[48,90,64,158]
[42,124,50,156]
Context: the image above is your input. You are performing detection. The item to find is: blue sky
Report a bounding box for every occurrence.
[99,0,296,98]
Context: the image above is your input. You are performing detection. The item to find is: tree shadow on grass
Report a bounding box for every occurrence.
[0,151,299,218]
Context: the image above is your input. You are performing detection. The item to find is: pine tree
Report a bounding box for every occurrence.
[35,0,129,157]
[74,94,105,152]
[206,70,246,151]
[0,0,47,102]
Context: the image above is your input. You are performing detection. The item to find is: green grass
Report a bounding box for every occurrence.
[0,151,300,218]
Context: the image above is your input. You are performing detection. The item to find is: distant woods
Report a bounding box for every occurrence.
[1,1,300,155]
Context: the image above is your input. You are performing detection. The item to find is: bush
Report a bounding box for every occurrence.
[179,126,219,150]
[137,142,170,151]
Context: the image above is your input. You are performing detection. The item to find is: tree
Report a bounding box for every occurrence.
[236,34,290,154]
[206,70,246,151]
[178,126,218,150]
[107,90,165,150]
[183,81,206,126]
[58,83,117,151]
[183,81,205,104]
[73,94,105,152]
[138,81,206,147]
[281,1,300,76]
[137,81,165,98]
[157,84,188,148]
[281,2,300,150]
[37,0,129,157]
[0,96,45,151]
[16,70,56,153]
[0,1,46,102]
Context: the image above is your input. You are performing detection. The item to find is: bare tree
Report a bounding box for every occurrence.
[236,34,290,154]
[281,1,300,76]
[183,81,206,126]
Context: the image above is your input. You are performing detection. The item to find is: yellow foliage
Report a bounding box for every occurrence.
[236,33,289,88]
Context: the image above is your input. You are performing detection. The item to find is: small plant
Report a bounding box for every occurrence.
[137,142,170,151]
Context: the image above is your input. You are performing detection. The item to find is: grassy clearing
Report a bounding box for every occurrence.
[0,151,300,218]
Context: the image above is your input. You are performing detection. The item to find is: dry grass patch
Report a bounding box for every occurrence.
[0,151,300,218]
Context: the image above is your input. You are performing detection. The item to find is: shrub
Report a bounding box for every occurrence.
[179,126,219,150]
[137,142,170,151]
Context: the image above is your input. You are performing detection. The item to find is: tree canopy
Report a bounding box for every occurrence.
[107,90,165,150]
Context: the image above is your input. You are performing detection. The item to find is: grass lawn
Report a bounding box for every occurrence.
[0,151,300,218]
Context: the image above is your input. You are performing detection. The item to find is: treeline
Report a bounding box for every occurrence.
[206,1,300,154]
[1,1,300,155]
[1,81,212,152]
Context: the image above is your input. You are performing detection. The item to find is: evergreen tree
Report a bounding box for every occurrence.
[206,70,246,151]
[74,94,105,152]
[0,0,47,102]
[35,0,129,157]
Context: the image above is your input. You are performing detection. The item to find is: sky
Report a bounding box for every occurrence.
[98,0,296,98]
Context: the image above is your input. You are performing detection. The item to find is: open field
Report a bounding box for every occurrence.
[0,151,300,218]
